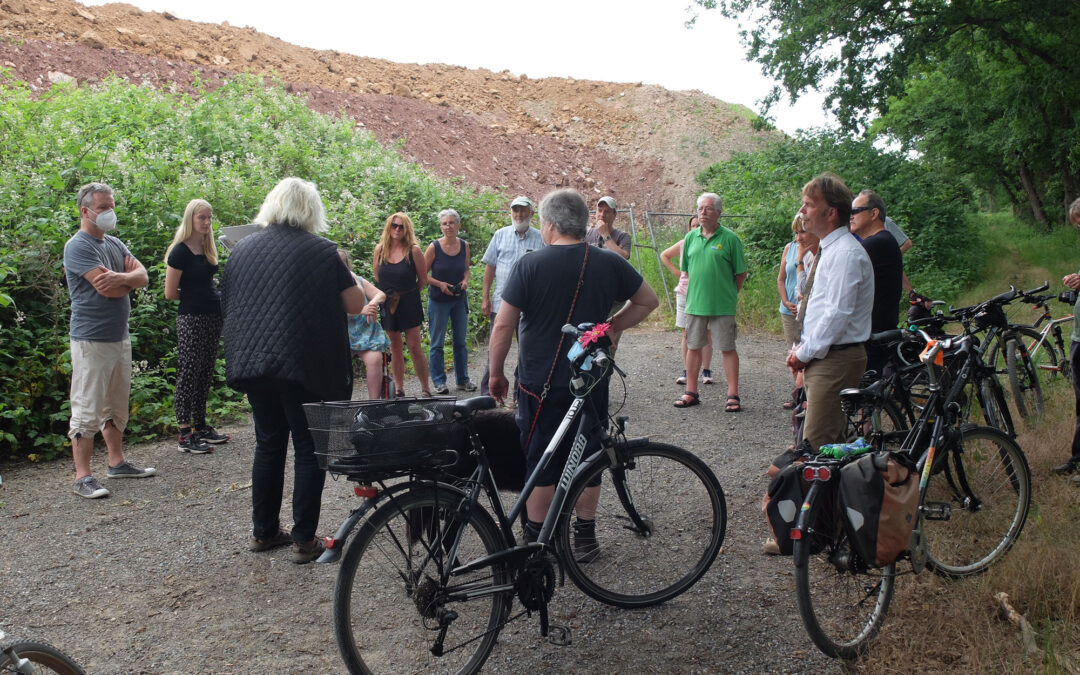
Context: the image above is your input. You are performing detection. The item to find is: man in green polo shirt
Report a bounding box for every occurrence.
[675,192,747,411]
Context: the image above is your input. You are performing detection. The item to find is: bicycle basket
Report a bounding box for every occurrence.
[303,398,462,474]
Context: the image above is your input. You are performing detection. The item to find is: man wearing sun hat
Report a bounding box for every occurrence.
[480,195,544,396]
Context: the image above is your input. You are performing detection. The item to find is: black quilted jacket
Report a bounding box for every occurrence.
[221,223,352,401]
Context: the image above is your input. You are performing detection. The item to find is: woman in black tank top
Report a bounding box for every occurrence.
[373,212,432,397]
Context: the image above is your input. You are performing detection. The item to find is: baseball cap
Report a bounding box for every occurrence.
[510,195,534,208]
[597,196,617,210]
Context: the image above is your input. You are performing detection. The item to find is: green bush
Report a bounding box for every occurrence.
[0,72,501,459]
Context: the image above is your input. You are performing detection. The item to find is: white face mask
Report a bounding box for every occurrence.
[91,208,118,231]
[512,217,530,232]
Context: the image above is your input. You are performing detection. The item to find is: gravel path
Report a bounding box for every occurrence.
[0,328,842,673]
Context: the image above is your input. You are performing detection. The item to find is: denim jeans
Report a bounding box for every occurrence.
[428,297,469,388]
[245,378,325,544]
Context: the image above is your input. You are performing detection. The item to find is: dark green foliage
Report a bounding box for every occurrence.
[696,130,980,303]
[0,72,501,459]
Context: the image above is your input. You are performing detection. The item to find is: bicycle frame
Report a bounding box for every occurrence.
[1026,315,1073,372]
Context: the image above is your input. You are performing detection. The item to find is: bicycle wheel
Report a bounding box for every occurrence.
[1017,326,1062,383]
[334,486,511,675]
[793,490,896,660]
[923,425,1031,578]
[0,638,85,674]
[1006,339,1044,418]
[976,376,1014,436]
[556,441,726,608]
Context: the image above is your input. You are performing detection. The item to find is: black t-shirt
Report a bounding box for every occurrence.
[167,243,221,315]
[501,242,643,390]
[859,229,903,333]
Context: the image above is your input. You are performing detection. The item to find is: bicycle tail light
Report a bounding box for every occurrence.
[802,466,832,482]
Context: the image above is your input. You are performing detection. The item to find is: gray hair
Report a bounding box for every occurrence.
[76,182,113,209]
[697,192,723,213]
[858,189,887,221]
[538,189,589,240]
[438,208,461,223]
[254,177,327,233]
[1069,197,1080,224]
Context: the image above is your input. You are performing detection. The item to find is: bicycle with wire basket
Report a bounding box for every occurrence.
[791,327,1031,659]
[304,322,727,674]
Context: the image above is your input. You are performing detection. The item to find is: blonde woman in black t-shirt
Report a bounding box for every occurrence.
[164,199,228,453]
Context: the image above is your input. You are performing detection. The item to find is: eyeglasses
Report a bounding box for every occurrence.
[390,223,405,230]
[850,206,875,215]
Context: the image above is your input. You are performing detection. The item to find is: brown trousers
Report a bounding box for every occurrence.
[802,345,866,450]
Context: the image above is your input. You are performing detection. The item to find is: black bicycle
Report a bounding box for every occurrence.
[305,322,727,674]
[792,328,1031,659]
[0,628,84,675]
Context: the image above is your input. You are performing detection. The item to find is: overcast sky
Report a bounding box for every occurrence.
[84,0,831,135]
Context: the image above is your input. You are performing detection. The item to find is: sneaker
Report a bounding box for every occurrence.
[762,537,781,555]
[432,385,450,395]
[456,382,478,392]
[1053,460,1079,475]
[73,475,110,499]
[573,519,600,563]
[194,425,230,444]
[701,369,714,385]
[1071,475,1080,487]
[249,529,293,552]
[675,370,687,385]
[178,430,212,454]
[106,460,157,479]
[292,538,326,564]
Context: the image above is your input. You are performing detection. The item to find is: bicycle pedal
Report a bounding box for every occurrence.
[922,501,951,521]
[547,624,571,646]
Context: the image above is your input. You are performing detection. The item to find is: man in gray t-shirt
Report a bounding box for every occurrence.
[63,182,155,499]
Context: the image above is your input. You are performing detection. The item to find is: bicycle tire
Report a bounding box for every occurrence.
[976,376,1014,436]
[0,638,85,675]
[333,486,511,675]
[555,441,726,609]
[1017,325,1063,383]
[923,425,1031,579]
[1006,339,1044,418]
[793,490,896,659]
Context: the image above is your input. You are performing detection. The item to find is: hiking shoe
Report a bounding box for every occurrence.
[106,460,157,479]
[432,385,450,395]
[249,529,293,552]
[194,425,230,444]
[573,519,600,563]
[73,475,110,499]
[1053,460,1079,475]
[292,538,326,564]
[701,369,714,384]
[456,381,478,392]
[178,430,212,454]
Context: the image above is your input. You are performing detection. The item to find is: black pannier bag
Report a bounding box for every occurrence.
[761,458,834,556]
[838,452,919,568]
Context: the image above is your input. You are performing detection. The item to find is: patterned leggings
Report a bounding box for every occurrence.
[175,312,223,427]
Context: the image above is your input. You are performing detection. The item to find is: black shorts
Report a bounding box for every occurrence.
[516,384,608,487]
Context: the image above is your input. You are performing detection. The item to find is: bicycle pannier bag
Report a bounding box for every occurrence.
[838,452,918,568]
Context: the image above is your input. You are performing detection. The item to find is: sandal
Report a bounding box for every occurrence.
[249,528,292,552]
[725,395,742,413]
[673,391,700,408]
[420,390,433,399]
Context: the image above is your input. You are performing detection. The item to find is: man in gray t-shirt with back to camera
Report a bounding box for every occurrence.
[63,182,156,499]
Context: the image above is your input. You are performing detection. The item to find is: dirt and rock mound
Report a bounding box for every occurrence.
[0,0,782,209]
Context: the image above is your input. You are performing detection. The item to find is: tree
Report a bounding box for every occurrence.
[694,0,1080,224]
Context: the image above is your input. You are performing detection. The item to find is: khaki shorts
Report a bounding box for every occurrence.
[685,314,737,351]
[68,339,131,439]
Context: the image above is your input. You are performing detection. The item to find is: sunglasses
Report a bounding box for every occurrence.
[850,206,875,215]
[390,223,405,230]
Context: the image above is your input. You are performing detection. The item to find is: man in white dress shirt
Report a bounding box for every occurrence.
[785,173,874,449]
